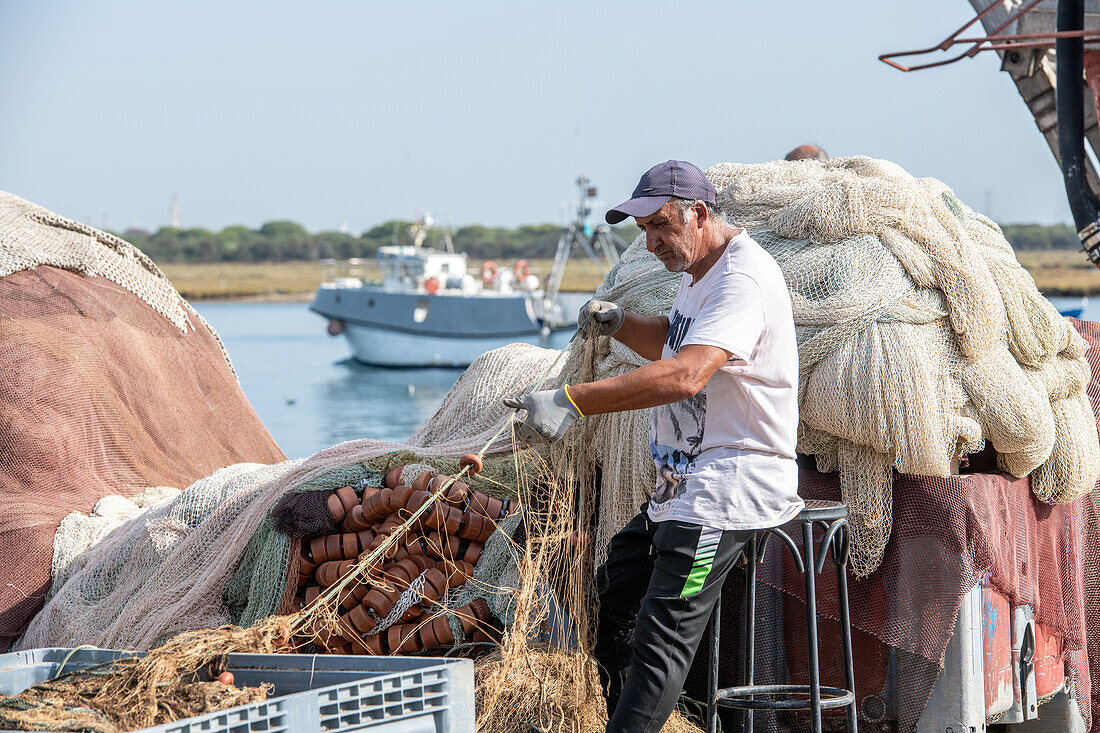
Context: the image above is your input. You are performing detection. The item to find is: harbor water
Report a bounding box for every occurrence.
[193,295,1098,460]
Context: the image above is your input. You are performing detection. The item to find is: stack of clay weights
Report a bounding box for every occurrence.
[293,464,519,655]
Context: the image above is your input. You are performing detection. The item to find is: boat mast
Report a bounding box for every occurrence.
[544,176,629,312]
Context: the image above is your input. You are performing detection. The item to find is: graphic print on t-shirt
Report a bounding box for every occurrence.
[652,306,706,506]
[666,309,693,352]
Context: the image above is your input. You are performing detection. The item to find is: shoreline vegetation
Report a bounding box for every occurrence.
[162,249,1100,301]
[133,220,1100,300]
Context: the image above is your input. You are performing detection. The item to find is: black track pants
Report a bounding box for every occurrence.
[594,507,752,733]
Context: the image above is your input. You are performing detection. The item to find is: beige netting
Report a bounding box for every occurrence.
[0,191,194,333]
[713,156,1099,573]
[560,155,1099,575]
[18,343,563,651]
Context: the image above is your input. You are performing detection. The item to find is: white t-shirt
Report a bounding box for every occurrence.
[647,230,803,531]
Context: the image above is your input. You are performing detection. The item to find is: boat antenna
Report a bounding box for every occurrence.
[543,176,630,310]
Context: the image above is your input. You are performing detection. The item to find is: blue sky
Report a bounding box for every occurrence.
[0,1,1075,232]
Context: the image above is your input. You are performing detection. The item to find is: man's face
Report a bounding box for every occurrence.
[635,200,701,273]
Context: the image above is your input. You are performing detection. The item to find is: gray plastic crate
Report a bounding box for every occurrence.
[0,647,474,733]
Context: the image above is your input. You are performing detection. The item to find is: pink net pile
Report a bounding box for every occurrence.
[0,266,285,651]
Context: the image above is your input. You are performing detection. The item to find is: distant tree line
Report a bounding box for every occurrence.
[117,220,1074,264]
[998,224,1080,251]
[120,220,641,264]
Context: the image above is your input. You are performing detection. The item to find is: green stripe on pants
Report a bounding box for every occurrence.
[680,528,720,597]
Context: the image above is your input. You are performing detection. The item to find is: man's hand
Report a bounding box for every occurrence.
[578,299,625,337]
[503,388,583,443]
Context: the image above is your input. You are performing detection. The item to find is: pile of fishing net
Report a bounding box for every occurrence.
[562,156,1100,575]
[0,191,286,651]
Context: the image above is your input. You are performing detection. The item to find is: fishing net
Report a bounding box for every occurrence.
[559,156,1099,576]
[12,153,1098,731]
[707,156,1099,574]
[0,191,285,651]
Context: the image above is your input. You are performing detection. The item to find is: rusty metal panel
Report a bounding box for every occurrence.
[1033,623,1065,700]
[981,577,1014,718]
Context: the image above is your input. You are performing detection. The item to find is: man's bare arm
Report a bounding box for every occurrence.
[567,344,730,415]
[611,313,671,362]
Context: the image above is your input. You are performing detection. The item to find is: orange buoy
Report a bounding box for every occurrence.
[459,454,483,475]
[424,276,440,295]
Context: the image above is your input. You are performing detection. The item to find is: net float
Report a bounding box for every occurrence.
[422,567,448,599]
[363,633,385,656]
[384,464,406,489]
[406,490,431,512]
[443,480,469,506]
[388,626,414,654]
[341,533,360,559]
[457,604,480,635]
[419,623,439,650]
[389,486,415,514]
[475,517,497,544]
[355,529,375,550]
[348,604,373,633]
[335,486,359,514]
[338,585,360,611]
[324,535,343,564]
[411,471,436,492]
[362,488,393,522]
[297,552,317,576]
[432,615,455,646]
[315,560,340,587]
[308,537,330,564]
[304,586,320,605]
[326,493,347,524]
[341,504,372,533]
[462,542,483,565]
[362,589,394,619]
[217,671,235,685]
[386,563,413,589]
[398,605,423,623]
[459,513,486,542]
[459,453,483,475]
[394,558,422,583]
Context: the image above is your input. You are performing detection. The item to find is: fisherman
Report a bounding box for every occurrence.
[504,160,802,732]
[785,143,829,162]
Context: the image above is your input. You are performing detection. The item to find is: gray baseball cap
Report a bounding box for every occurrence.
[605,160,717,225]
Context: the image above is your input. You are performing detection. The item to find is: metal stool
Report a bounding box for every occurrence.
[706,499,857,733]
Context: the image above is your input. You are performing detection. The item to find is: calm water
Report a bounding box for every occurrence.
[193,295,1098,460]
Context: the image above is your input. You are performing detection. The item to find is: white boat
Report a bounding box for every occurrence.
[312,182,628,367]
[309,219,565,367]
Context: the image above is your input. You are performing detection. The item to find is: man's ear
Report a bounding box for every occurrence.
[694,201,708,228]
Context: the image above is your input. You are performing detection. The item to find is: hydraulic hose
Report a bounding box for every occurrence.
[1057,0,1100,266]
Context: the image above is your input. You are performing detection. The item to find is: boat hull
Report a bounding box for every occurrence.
[340,321,572,367]
[311,285,572,367]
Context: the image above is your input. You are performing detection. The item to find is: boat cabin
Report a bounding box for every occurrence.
[377,246,469,293]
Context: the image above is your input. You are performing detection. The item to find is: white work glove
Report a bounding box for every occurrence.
[578,299,625,337]
[503,388,583,443]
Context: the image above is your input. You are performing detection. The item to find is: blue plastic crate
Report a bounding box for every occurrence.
[0,648,474,733]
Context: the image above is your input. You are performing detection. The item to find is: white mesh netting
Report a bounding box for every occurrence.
[19,343,561,650]
[562,155,1099,575]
